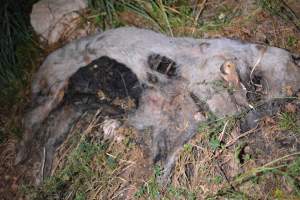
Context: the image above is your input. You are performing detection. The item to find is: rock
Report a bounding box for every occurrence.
[102,119,121,141]
[30,0,93,44]
[17,27,300,184]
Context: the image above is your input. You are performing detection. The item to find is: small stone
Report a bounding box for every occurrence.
[263,116,275,125]
[30,0,91,44]
[244,146,251,154]
[102,119,121,140]
[194,112,205,122]
[11,183,18,192]
[285,103,297,113]
[283,85,293,96]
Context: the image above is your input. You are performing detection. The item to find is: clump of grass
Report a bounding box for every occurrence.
[134,165,161,199]
[208,189,250,200]
[286,36,298,48]
[198,113,237,151]
[257,0,282,15]
[87,0,121,28]
[87,0,239,37]
[0,0,41,141]
[87,0,180,35]
[24,137,106,200]
[257,0,300,31]
[23,118,143,199]
[278,112,300,133]
[135,166,197,200]
[232,152,300,197]
[0,0,40,101]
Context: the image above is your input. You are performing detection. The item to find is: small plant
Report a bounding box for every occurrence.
[209,189,250,200]
[287,36,298,48]
[212,175,223,184]
[257,0,281,15]
[257,0,300,30]
[278,112,300,133]
[209,137,221,151]
[231,153,300,197]
[183,143,193,153]
[154,164,162,177]
[135,175,160,199]
[140,165,162,199]
[198,113,237,151]
[24,137,105,199]
[0,0,40,97]
[234,143,250,165]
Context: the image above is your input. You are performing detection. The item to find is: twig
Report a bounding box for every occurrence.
[224,125,259,149]
[158,0,173,37]
[263,151,300,167]
[41,147,46,180]
[218,120,229,142]
[217,161,235,191]
[192,0,207,35]
[106,152,136,164]
[250,47,267,85]
[51,110,101,175]
[213,126,260,159]
[64,190,73,200]
[112,187,134,199]
[194,0,207,24]
[116,70,129,98]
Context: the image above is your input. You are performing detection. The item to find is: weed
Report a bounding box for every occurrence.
[243,154,251,162]
[183,143,193,153]
[135,165,162,199]
[208,189,250,200]
[135,176,160,199]
[87,0,179,35]
[257,0,300,30]
[209,138,221,151]
[154,165,162,177]
[74,192,86,200]
[135,185,147,198]
[234,143,248,164]
[273,188,285,199]
[0,0,40,99]
[135,164,199,199]
[87,0,121,28]
[287,36,298,48]
[212,175,223,184]
[232,152,300,197]
[0,0,42,141]
[278,112,300,133]
[24,137,106,199]
[198,113,237,151]
[87,0,242,37]
[166,186,196,200]
[257,0,281,15]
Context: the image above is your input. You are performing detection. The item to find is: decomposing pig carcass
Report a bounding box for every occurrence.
[16,27,300,184]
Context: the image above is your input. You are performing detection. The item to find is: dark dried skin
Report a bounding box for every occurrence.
[16,56,143,183]
[66,56,142,107]
[148,54,178,78]
[291,54,300,67]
